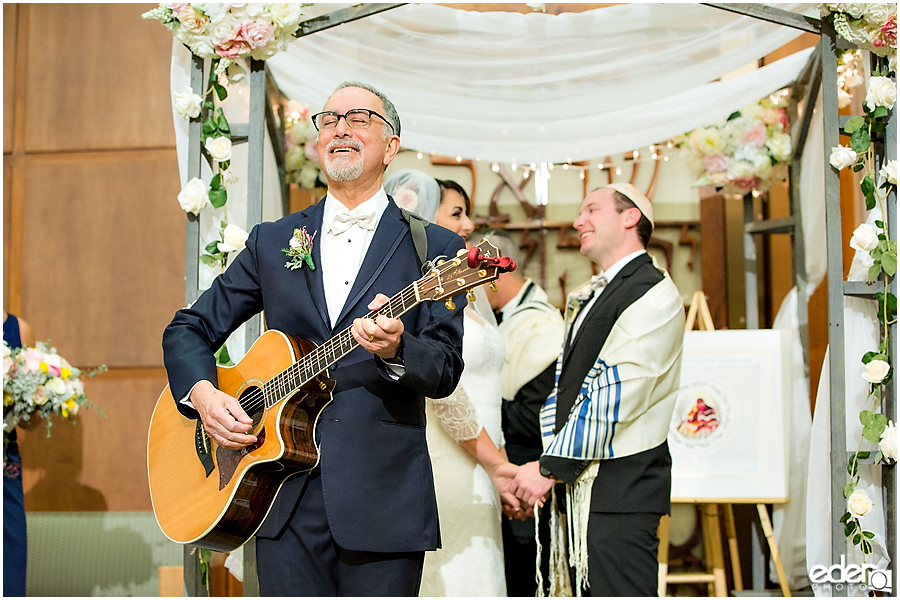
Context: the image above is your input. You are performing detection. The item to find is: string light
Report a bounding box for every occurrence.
[491,163,500,172]
[417,152,423,159]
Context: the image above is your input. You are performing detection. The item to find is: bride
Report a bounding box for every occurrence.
[385,170,517,596]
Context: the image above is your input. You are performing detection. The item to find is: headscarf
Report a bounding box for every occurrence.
[383,169,442,223]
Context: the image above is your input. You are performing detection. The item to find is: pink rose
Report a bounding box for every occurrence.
[877,14,897,48]
[740,123,767,147]
[731,176,762,191]
[304,137,319,163]
[19,348,45,373]
[164,3,189,11]
[216,31,250,58]
[241,21,275,50]
[701,154,728,173]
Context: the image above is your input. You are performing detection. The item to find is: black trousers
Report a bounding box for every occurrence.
[581,512,663,597]
[256,469,425,596]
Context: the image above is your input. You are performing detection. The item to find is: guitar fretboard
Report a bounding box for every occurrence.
[261,280,424,408]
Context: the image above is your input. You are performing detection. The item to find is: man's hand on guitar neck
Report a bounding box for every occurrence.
[191,380,257,449]
[352,294,405,360]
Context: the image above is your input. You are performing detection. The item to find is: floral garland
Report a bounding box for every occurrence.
[824,9,897,557]
[144,3,314,271]
[680,94,792,196]
[818,3,897,62]
[3,341,105,465]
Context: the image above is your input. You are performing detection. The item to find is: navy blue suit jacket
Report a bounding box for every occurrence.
[162,198,466,553]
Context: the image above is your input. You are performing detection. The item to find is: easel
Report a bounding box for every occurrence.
[657,292,791,597]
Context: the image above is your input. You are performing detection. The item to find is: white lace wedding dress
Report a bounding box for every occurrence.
[420,298,507,597]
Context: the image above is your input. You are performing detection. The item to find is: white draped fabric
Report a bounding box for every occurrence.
[267,3,815,164]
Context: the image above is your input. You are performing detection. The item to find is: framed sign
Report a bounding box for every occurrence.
[670,329,791,503]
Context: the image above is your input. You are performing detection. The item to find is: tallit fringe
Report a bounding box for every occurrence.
[540,462,600,596]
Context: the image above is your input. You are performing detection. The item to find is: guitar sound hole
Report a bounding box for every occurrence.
[238,386,266,450]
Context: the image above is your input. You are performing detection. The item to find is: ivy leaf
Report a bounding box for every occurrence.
[853,161,865,173]
[850,127,871,153]
[209,188,227,209]
[214,81,227,101]
[857,451,870,459]
[861,352,880,364]
[845,521,856,537]
[876,220,884,229]
[210,173,223,191]
[203,239,220,254]
[876,292,898,324]
[868,263,882,282]
[844,482,855,497]
[840,511,851,523]
[862,413,888,444]
[853,533,861,545]
[202,116,217,136]
[844,115,865,134]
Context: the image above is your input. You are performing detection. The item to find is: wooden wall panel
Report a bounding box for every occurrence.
[3,3,17,154]
[21,152,185,368]
[20,369,169,511]
[25,3,175,153]
[4,161,11,310]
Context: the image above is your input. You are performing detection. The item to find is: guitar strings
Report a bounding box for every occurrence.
[233,284,424,417]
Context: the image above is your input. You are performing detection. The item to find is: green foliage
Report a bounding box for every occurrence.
[860,410,888,444]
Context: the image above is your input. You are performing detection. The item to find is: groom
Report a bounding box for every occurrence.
[162,81,467,596]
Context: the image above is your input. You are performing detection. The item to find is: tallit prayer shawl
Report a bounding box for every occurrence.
[539,273,684,595]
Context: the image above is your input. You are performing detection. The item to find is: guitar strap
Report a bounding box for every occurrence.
[400,207,430,273]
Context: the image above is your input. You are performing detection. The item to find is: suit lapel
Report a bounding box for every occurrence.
[562,253,651,366]
[335,200,408,327]
[296,201,330,328]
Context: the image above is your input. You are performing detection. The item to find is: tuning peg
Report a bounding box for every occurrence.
[445,298,456,311]
[467,290,476,302]
[489,282,498,293]
[457,248,468,257]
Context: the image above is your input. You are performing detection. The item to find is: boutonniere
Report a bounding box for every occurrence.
[282,227,317,271]
[565,284,593,322]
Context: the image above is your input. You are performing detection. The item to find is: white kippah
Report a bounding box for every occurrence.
[604,182,654,228]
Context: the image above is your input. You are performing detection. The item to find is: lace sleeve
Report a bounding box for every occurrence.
[429,384,483,442]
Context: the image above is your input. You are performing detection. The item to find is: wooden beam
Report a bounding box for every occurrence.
[702,3,821,34]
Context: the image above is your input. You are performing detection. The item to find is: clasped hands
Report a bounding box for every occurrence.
[493,461,556,521]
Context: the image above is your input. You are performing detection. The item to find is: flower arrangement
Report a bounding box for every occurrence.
[284,100,326,190]
[818,3,897,62]
[3,341,105,462]
[829,57,897,557]
[142,4,308,61]
[680,94,792,195]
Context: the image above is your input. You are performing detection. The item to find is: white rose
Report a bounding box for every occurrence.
[850,223,879,252]
[173,89,203,120]
[847,488,873,517]
[864,3,894,27]
[880,421,898,461]
[177,177,209,215]
[267,3,305,30]
[830,145,858,170]
[187,37,216,59]
[838,88,853,109]
[298,162,320,189]
[732,143,760,163]
[727,160,754,180]
[752,152,773,180]
[688,128,724,156]
[205,136,232,162]
[863,359,891,383]
[197,3,229,24]
[842,2,868,18]
[43,377,66,396]
[217,224,249,253]
[207,13,239,45]
[220,168,239,188]
[865,76,897,110]
[881,160,897,185]
[766,132,792,162]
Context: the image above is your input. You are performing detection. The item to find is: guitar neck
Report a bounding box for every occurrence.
[261,280,424,408]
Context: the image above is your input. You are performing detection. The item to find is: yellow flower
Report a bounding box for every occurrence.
[60,367,71,380]
[40,361,49,373]
[4,392,12,407]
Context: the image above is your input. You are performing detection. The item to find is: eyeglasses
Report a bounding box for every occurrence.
[310,109,394,134]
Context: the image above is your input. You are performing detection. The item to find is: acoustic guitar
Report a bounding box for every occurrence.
[147,240,515,552]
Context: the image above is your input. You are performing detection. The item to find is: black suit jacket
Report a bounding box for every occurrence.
[162,198,466,552]
[540,253,671,515]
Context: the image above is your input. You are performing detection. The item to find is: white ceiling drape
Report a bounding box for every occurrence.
[267,3,817,164]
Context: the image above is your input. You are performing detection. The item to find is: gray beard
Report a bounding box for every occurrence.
[324,152,365,182]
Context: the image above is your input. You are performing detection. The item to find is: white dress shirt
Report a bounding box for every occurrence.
[320,189,389,328]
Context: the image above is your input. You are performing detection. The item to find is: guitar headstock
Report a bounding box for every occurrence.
[417,238,517,306]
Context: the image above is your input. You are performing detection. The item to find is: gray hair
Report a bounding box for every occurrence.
[334,81,401,139]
